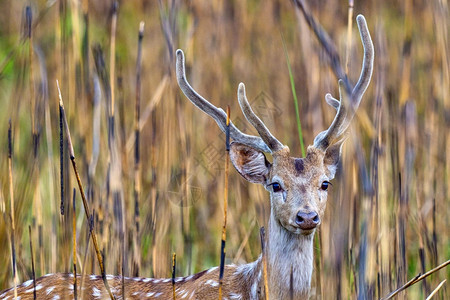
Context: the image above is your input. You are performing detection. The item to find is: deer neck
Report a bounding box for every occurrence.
[266,210,314,299]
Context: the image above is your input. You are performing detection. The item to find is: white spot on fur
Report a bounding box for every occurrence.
[229,293,242,300]
[52,295,60,300]
[146,292,155,297]
[46,286,56,295]
[162,278,171,283]
[178,289,189,298]
[92,286,102,298]
[207,266,218,273]
[90,275,98,280]
[205,279,219,287]
[25,284,42,293]
[154,292,162,297]
[22,280,33,287]
[44,273,54,277]
[152,279,161,284]
[251,281,258,298]
[185,275,194,281]
[106,275,114,280]
[142,278,152,283]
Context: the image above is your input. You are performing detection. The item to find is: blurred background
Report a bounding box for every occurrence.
[0,0,448,298]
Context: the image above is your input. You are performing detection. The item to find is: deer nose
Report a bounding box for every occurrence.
[295,211,320,230]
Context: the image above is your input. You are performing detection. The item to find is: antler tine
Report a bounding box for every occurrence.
[237,83,285,153]
[176,49,271,153]
[313,80,350,149]
[325,93,340,111]
[313,14,374,150]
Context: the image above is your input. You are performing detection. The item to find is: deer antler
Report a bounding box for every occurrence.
[237,83,285,152]
[313,15,374,150]
[176,49,277,154]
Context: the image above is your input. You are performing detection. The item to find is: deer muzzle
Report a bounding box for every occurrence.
[295,211,320,230]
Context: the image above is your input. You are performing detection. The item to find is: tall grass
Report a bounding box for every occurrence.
[0,1,448,299]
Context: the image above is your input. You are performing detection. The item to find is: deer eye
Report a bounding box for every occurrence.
[271,182,283,193]
[320,181,331,191]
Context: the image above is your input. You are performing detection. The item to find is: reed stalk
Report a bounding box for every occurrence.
[382,259,450,299]
[345,0,354,74]
[72,188,77,300]
[425,279,446,300]
[8,119,18,300]
[57,80,116,300]
[109,1,118,119]
[172,253,176,300]
[133,21,144,277]
[28,226,36,299]
[260,227,269,300]
[218,106,231,299]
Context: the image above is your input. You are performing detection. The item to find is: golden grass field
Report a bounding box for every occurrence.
[0,0,448,298]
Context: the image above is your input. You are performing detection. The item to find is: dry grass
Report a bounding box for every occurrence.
[0,1,448,299]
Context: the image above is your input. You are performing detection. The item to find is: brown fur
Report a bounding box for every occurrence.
[0,262,264,299]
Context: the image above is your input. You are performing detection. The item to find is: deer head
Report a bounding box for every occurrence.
[176,15,373,237]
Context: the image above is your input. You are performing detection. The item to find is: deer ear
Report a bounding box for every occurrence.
[323,141,344,180]
[229,142,271,184]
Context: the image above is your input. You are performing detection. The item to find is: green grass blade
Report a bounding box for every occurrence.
[281,34,305,157]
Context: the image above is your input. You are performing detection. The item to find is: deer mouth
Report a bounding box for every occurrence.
[283,220,317,236]
[299,228,315,236]
[293,225,316,236]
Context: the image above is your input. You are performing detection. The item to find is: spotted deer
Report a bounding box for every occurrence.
[0,14,373,300]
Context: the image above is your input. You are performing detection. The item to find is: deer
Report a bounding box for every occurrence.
[0,14,373,300]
